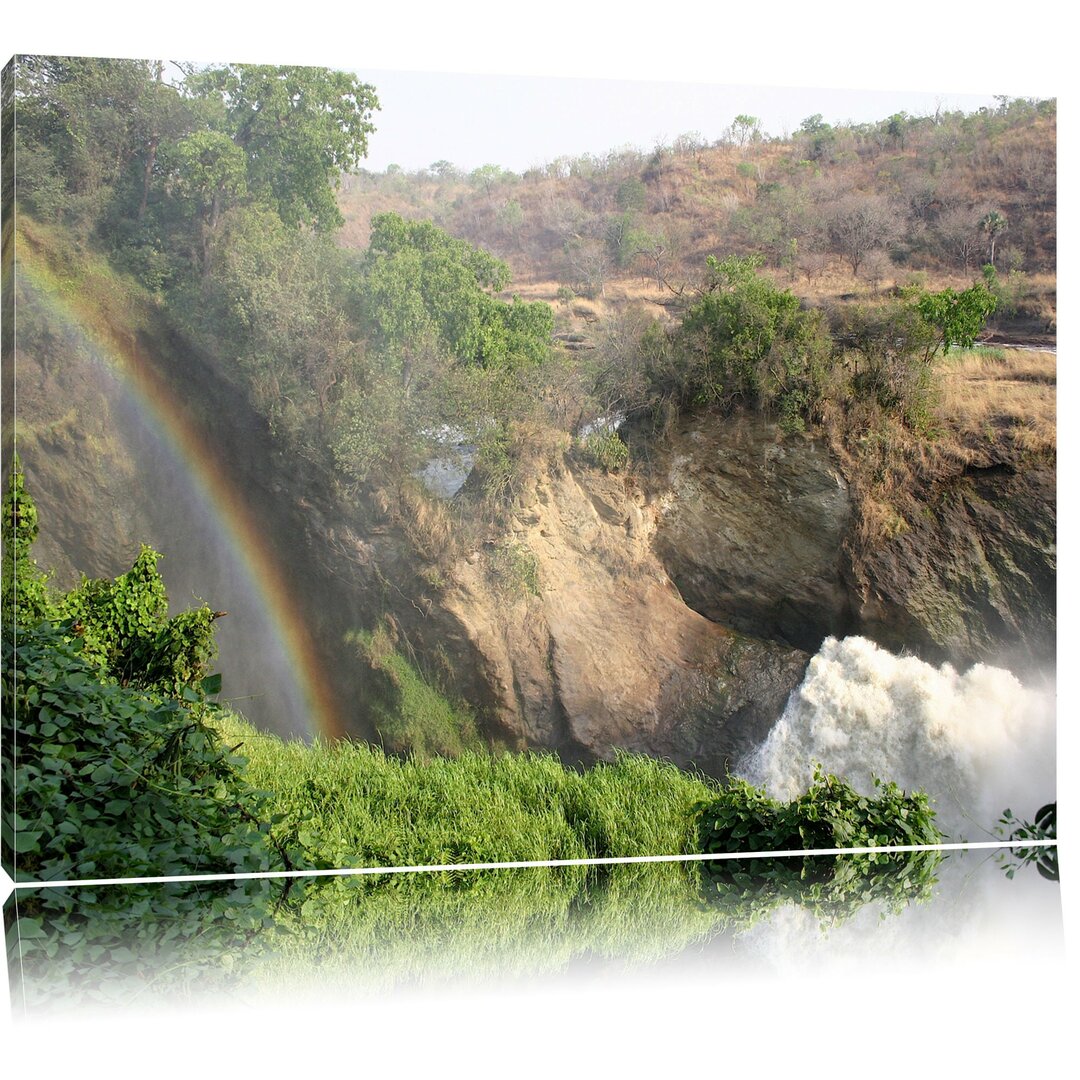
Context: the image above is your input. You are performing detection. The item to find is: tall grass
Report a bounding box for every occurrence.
[217,711,720,870]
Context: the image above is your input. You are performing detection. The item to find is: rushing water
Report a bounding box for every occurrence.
[738,635,1056,841]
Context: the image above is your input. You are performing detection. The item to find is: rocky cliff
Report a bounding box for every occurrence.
[11,233,1055,773]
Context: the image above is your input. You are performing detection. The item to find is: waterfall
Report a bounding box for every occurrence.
[739,635,1055,840]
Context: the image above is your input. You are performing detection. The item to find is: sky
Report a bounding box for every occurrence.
[2,3,1060,180]
[356,68,1002,174]
[1,0,1075,1071]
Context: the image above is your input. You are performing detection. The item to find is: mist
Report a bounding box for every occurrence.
[739,635,1056,840]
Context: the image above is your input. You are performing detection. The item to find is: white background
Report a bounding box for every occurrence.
[2,2,1074,1074]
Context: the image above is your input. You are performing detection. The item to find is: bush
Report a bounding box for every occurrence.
[696,768,941,857]
[1,465,283,883]
[3,624,277,883]
[675,254,834,426]
[695,768,943,921]
[832,301,939,432]
[580,430,629,471]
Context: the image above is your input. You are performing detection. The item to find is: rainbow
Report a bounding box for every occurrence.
[12,227,344,740]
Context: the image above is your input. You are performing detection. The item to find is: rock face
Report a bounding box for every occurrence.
[646,414,855,653]
[13,235,1054,773]
[439,460,808,776]
[851,460,1056,673]
[631,410,1055,676]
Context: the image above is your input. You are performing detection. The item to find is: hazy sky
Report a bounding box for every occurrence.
[356,68,1001,174]
[3,4,1054,177]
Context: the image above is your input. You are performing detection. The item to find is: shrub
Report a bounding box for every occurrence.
[3,624,277,883]
[2,466,282,882]
[695,768,943,923]
[675,254,835,427]
[696,768,941,857]
[580,430,629,471]
[832,301,939,432]
[488,539,541,599]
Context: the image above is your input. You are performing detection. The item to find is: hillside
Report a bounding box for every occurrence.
[336,98,1056,345]
[11,214,1056,767]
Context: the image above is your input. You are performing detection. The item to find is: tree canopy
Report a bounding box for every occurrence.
[185,64,379,231]
[361,212,551,376]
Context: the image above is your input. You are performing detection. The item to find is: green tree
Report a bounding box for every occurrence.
[731,114,761,147]
[797,114,836,160]
[13,55,195,236]
[980,209,1008,267]
[912,281,998,360]
[359,212,553,377]
[676,255,833,429]
[187,64,379,231]
[335,215,553,489]
[185,203,366,444]
[165,129,248,273]
[615,177,647,212]
[14,56,164,199]
[469,163,513,196]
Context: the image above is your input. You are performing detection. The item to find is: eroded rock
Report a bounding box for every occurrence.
[647,413,855,653]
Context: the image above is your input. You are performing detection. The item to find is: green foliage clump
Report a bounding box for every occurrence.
[1,467,283,885]
[996,802,1057,881]
[695,769,942,925]
[487,539,541,599]
[334,214,555,495]
[579,429,629,472]
[59,547,220,695]
[360,212,552,373]
[911,280,998,359]
[183,64,379,233]
[349,621,485,759]
[697,768,941,856]
[675,254,833,428]
[3,624,276,883]
[1,457,53,625]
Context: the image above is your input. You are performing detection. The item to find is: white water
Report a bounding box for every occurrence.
[739,635,1055,840]
[415,425,476,498]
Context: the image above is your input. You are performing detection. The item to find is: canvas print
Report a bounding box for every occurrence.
[1,56,1058,1005]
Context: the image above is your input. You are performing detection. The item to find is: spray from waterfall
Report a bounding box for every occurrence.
[739,636,1055,841]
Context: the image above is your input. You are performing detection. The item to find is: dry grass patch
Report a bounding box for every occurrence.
[936,349,1056,456]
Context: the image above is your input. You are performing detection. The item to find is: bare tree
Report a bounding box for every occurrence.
[933,205,984,271]
[564,236,611,299]
[861,249,894,294]
[828,193,902,276]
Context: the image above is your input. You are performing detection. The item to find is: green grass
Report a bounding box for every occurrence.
[217,710,720,871]
[197,710,731,992]
[13,712,945,1006]
[348,625,488,758]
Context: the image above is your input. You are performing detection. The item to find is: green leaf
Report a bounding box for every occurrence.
[11,830,43,853]
[12,917,48,940]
